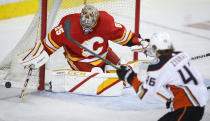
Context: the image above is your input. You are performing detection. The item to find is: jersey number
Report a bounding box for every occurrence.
[55,25,64,35]
[146,76,156,86]
[177,65,198,85]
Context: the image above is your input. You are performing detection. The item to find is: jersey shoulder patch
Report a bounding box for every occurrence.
[147,52,180,71]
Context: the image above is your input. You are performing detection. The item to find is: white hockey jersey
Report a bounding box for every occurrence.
[136,52,208,110]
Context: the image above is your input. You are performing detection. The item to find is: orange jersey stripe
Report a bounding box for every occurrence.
[178,107,187,121]
[130,75,142,93]
[168,85,193,110]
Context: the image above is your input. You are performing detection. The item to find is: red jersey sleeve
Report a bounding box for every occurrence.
[101,12,139,46]
[42,17,67,55]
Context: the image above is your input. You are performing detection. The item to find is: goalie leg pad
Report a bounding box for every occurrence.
[46,69,123,96]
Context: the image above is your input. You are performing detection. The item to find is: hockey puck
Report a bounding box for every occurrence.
[5,82,11,88]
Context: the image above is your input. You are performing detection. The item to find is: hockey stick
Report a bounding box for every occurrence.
[19,21,40,100]
[64,20,119,70]
[191,53,210,60]
[132,49,210,61]
[19,66,33,100]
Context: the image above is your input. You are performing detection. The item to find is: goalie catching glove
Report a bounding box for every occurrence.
[131,38,150,52]
[130,34,150,54]
[17,40,49,68]
[116,65,136,85]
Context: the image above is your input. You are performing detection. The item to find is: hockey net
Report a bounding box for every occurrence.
[0,0,140,90]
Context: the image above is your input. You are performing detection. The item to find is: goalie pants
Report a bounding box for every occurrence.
[68,48,120,72]
[158,106,204,121]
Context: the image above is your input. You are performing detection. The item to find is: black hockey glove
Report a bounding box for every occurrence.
[166,98,172,109]
[116,65,136,84]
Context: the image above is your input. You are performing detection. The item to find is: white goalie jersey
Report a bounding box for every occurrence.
[138,52,208,110]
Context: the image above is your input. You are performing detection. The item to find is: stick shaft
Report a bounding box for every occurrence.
[191,53,210,60]
[19,67,32,99]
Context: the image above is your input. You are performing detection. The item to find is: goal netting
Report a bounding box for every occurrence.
[0,0,140,89]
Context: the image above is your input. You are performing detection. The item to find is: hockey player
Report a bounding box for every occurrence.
[41,5,149,72]
[17,4,149,95]
[116,32,208,121]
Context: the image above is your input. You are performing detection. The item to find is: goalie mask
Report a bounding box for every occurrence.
[80,5,99,34]
[146,32,172,57]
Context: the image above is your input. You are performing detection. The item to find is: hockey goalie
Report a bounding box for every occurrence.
[18,5,149,96]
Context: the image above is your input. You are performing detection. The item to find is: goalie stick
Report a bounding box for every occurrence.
[19,20,40,100]
[19,66,33,100]
[64,20,119,70]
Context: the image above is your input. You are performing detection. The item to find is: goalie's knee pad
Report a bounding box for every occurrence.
[91,67,104,73]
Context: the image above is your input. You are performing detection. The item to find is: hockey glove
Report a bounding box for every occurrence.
[131,34,150,57]
[166,98,172,109]
[17,40,49,69]
[141,38,150,49]
[116,65,136,84]
[131,38,150,51]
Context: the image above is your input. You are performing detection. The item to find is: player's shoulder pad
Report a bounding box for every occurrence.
[60,13,80,24]
[99,11,114,24]
[147,52,180,71]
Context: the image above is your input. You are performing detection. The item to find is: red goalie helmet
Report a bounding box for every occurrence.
[80,5,99,34]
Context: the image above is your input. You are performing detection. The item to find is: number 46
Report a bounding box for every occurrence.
[146,76,156,86]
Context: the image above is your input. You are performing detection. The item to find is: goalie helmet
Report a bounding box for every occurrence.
[80,5,99,34]
[146,32,172,57]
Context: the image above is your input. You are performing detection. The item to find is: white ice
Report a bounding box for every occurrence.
[1,0,210,121]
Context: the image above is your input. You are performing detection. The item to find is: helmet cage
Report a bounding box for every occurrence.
[80,5,99,34]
